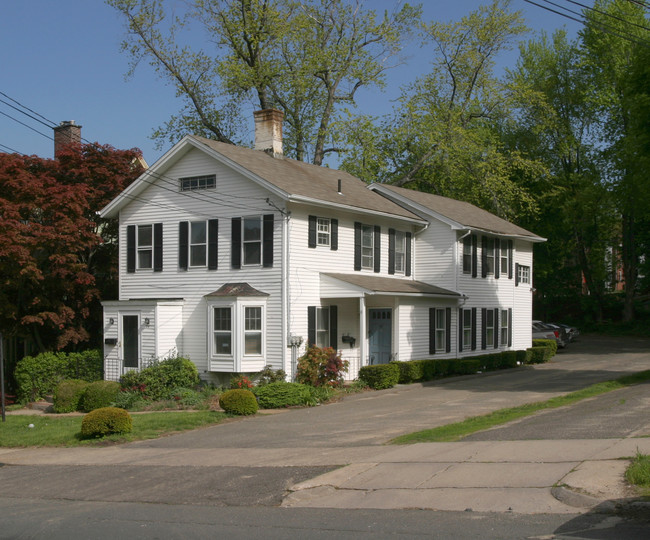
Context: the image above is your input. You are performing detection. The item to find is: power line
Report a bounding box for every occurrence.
[0,110,53,140]
[0,143,26,155]
[0,98,57,131]
[0,91,57,128]
[564,0,650,33]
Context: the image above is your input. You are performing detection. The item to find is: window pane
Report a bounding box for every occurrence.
[244,218,261,241]
[243,242,261,265]
[190,245,206,266]
[215,334,231,354]
[138,250,152,269]
[213,308,231,355]
[138,225,152,246]
[214,308,231,331]
[245,307,261,330]
[245,333,262,355]
[191,222,206,243]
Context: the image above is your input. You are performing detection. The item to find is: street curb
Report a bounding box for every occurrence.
[551,485,615,511]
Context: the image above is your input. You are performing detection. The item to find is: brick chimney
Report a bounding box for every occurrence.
[53,120,82,158]
[253,109,283,157]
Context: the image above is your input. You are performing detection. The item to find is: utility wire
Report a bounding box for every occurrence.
[0,98,58,130]
[0,143,26,155]
[0,91,57,127]
[564,0,650,32]
[0,110,53,140]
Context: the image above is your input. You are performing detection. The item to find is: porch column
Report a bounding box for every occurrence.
[359,295,366,367]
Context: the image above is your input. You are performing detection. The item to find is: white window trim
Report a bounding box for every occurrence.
[462,309,472,351]
[500,245,510,275]
[317,218,330,247]
[501,309,509,347]
[435,309,446,352]
[518,264,531,284]
[189,221,207,268]
[316,306,330,349]
[136,224,153,270]
[462,236,472,275]
[180,174,216,191]
[395,231,405,274]
[242,216,263,267]
[361,224,374,270]
[486,238,495,275]
[486,310,495,347]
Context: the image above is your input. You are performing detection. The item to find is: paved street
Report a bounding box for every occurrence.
[1,335,649,538]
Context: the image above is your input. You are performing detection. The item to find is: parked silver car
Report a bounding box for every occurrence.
[532,321,566,348]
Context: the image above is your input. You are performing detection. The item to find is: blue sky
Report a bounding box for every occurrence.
[0,1,585,165]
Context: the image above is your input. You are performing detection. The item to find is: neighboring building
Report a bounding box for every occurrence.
[100,110,545,383]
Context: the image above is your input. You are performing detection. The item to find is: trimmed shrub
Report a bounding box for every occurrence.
[393,360,425,384]
[500,351,518,369]
[219,389,258,415]
[454,358,481,375]
[53,379,89,413]
[533,338,557,357]
[528,346,552,364]
[516,349,532,365]
[296,346,349,387]
[119,356,200,401]
[253,382,312,409]
[80,381,121,412]
[358,363,400,390]
[14,350,103,403]
[80,407,132,438]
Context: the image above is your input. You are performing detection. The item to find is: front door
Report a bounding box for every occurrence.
[368,308,392,365]
[122,315,140,371]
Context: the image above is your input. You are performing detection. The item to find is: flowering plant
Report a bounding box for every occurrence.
[230,374,253,389]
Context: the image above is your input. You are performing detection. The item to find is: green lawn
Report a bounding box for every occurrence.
[391,370,650,444]
[0,411,229,447]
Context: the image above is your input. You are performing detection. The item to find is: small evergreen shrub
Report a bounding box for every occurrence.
[533,338,557,357]
[455,358,481,375]
[393,360,425,384]
[80,381,121,412]
[219,389,258,415]
[53,379,89,413]
[528,346,552,364]
[500,351,518,369]
[119,356,200,401]
[296,346,349,387]
[253,382,312,408]
[80,407,133,438]
[358,363,400,389]
[255,365,287,386]
[516,349,531,365]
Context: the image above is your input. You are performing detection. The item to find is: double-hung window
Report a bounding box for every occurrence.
[518,264,530,284]
[501,309,509,346]
[213,307,232,355]
[317,218,330,246]
[190,221,207,267]
[435,309,446,352]
[500,244,509,275]
[462,309,472,350]
[486,238,495,275]
[137,225,153,269]
[243,217,262,265]
[486,309,495,347]
[316,307,330,348]
[394,231,406,274]
[361,224,374,269]
[244,306,262,355]
[463,235,472,274]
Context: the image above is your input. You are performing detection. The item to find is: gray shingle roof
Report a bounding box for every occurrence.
[373,184,543,240]
[191,136,422,221]
[323,273,460,297]
[205,283,270,297]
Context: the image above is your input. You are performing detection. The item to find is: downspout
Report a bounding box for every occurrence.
[282,211,290,379]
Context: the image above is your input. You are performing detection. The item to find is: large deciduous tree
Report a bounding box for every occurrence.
[0,144,143,352]
[340,0,540,221]
[108,0,419,164]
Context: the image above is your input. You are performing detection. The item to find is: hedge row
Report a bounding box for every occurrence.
[359,348,555,390]
[14,350,103,402]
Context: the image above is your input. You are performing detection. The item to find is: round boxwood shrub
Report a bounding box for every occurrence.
[53,379,90,413]
[79,381,121,412]
[358,363,400,390]
[81,407,133,438]
[253,382,312,409]
[218,389,258,415]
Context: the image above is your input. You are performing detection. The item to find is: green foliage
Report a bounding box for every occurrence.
[393,360,425,384]
[255,365,287,386]
[53,379,90,413]
[528,346,552,364]
[119,356,200,401]
[14,349,103,403]
[532,338,557,356]
[625,453,650,491]
[80,407,133,439]
[296,346,349,387]
[253,382,313,409]
[358,363,400,390]
[229,374,253,389]
[516,349,532,365]
[113,389,148,411]
[218,389,258,415]
[170,387,203,407]
[79,381,121,412]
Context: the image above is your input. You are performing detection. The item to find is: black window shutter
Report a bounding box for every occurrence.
[231,217,241,269]
[126,225,136,273]
[471,234,478,278]
[406,232,412,276]
[429,308,436,355]
[495,239,500,279]
[178,221,188,271]
[508,308,513,347]
[481,308,487,349]
[331,219,338,251]
[153,223,163,272]
[471,307,477,350]
[208,219,218,270]
[515,263,520,286]
[373,225,381,273]
[494,308,499,349]
[354,222,362,271]
[508,240,513,279]
[308,215,317,248]
[458,308,464,351]
[446,307,451,353]
[263,214,274,268]
[307,306,316,347]
[481,236,488,278]
[388,228,396,275]
[329,305,338,349]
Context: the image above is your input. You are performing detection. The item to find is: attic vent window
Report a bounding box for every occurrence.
[180,175,216,191]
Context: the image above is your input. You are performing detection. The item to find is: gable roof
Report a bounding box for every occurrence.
[101,135,423,223]
[370,184,544,242]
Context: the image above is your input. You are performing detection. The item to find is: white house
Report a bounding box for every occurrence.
[100,109,545,383]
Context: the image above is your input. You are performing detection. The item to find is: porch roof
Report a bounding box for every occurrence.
[321,273,461,298]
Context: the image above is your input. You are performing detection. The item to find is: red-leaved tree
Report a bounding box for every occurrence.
[0,143,143,352]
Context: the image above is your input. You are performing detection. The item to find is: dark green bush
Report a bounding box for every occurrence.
[170,387,203,407]
[113,389,148,410]
[500,351,518,369]
[528,346,552,364]
[393,360,425,384]
[255,365,287,386]
[516,349,531,365]
[296,346,349,387]
[358,363,400,389]
[454,358,481,375]
[253,382,312,408]
[79,381,121,412]
[219,389,258,415]
[66,350,103,381]
[80,407,132,438]
[533,338,557,357]
[119,356,200,401]
[53,379,89,413]
[479,353,502,371]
